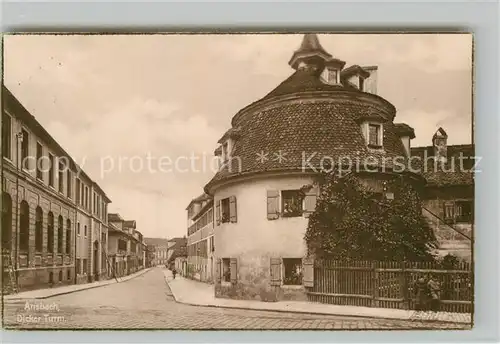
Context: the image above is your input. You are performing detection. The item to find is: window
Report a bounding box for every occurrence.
[217,196,237,225]
[283,258,303,286]
[328,69,339,84]
[35,207,43,252]
[118,239,127,251]
[49,154,55,187]
[222,258,231,282]
[19,201,29,251]
[48,212,54,253]
[21,129,29,170]
[443,202,455,224]
[76,258,81,275]
[58,159,64,193]
[368,124,382,147]
[36,142,43,180]
[77,222,80,235]
[210,236,215,252]
[83,259,87,274]
[85,187,89,210]
[67,169,72,198]
[76,179,81,205]
[456,200,473,223]
[57,215,64,253]
[2,112,12,160]
[222,142,229,162]
[84,225,87,237]
[66,219,71,254]
[221,198,230,223]
[281,190,303,217]
[2,193,12,248]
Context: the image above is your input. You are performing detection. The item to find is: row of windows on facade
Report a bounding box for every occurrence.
[116,238,140,254]
[47,270,72,284]
[2,112,108,221]
[187,237,214,258]
[212,189,317,227]
[217,257,303,286]
[187,208,214,236]
[1,193,72,254]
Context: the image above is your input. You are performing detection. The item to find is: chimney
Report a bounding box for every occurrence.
[432,127,448,162]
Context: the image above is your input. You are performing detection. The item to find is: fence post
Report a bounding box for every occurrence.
[371,261,378,308]
[400,260,409,310]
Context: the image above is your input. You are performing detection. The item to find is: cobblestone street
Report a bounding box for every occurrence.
[2,268,470,330]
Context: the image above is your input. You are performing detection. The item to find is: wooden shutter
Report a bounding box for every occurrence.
[229,196,237,223]
[302,257,314,287]
[230,258,237,284]
[303,186,318,218]
[215,258,221,283]
[270,258,282,286]
[267,190,280,220]
[215,200,221,225]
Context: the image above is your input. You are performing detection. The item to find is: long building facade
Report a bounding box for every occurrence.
[185,34,474,302]
[186,194,215,283]
[1,86,146,294]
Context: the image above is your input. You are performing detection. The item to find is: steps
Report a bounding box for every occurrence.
[422,208,472,261]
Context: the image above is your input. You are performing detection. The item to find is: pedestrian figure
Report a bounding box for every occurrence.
[427,274,441,312]
[414,276,428,311]
[172,267,177,279]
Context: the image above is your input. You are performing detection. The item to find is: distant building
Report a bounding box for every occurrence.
[143,237,169,266]
[186,194,214,282]
[166,237,187,274]
[107,214,145,277]
[411,128,474,260]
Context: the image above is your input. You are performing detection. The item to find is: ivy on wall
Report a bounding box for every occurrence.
[304,171,438,262]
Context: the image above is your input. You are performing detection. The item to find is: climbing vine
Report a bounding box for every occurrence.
[304,171,438,262]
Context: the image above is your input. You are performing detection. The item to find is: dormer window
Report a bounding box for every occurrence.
[322,67,340,85]
[368,124,382,147]
[222,141,229,162]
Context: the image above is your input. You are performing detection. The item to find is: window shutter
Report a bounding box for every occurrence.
[267,190,280,220]
[215,201,221,225]
[303,186,318,218]
[215,258,221,283]
[270,258,282,286]
[230,258,237,284]
[229,196,237,223]
[302,257,314,287]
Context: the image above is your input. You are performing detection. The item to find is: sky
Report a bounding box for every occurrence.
[3,33,473,239]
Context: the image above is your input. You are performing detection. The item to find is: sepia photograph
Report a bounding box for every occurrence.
[1,32,474,330]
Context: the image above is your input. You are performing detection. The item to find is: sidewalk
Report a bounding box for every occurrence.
[4,268,151,300]
[163,270,471,324]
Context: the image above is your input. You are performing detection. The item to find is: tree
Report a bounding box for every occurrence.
[304,172,437,261]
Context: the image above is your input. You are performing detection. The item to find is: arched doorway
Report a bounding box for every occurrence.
[93,240,99,281]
